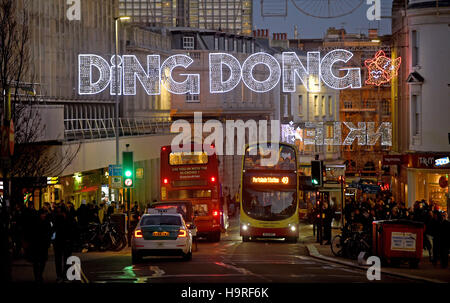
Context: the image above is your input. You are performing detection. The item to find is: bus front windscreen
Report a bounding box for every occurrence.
[242,188,297,221]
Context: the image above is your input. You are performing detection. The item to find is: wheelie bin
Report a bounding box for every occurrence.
[372,219,425,268]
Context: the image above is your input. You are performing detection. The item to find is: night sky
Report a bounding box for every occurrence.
[253,0,393,38]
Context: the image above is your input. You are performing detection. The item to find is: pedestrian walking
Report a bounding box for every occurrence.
[322,202,333,245]
[29,209,52,283]
[53,206,76,282]
[438,212,449,268]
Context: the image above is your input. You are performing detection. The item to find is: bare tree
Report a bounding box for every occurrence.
[0,0,79,187]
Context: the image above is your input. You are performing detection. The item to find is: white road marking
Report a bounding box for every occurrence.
[149,266,165,277]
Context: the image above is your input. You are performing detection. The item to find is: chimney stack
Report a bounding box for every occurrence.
[368,28,378,40]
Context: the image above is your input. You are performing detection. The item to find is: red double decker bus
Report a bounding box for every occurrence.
[160,144,222,242]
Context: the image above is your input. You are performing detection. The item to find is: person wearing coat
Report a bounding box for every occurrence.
[29,209,52,283]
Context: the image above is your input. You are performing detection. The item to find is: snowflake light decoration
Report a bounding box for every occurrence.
[365,50,401,86]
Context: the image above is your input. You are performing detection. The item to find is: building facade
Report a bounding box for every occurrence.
[14,0,174,209]
[119,0,252,35]
[391,0,450,210]
[167,28,279,196]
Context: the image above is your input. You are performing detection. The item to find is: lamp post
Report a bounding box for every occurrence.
[114,16,130,165]
[114,16,130,206]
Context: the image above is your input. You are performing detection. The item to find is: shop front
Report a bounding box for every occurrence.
[59,168,109,208]
[405,154,450,211]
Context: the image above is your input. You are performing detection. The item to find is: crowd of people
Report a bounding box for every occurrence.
[9,199,141,283]
[311,194,450,268]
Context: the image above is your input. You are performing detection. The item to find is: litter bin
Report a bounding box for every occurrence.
[372,219,425,268]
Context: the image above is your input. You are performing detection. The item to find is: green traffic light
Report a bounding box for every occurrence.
[125,170,132,177]
[312,179,319,185]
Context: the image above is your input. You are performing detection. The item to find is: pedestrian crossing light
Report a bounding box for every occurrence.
[123,151,134,188]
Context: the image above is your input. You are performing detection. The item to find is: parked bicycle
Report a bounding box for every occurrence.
[331,223,371,260]
[74,218,126,252]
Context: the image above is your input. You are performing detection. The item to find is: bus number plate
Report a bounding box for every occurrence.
[263,233,275,236]
[153,232,169,236]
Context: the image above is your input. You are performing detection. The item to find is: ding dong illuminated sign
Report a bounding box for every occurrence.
[78,50,363,95]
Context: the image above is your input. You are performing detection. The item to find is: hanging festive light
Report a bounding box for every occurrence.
[365,50,401,86]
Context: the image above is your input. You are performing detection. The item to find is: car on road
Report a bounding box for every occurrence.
[131,208,193,263]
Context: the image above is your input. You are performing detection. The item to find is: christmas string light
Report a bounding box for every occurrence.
[122,55,160,95]
[365,50,401,86]
[282,52,321,92]
[209,53,242,93]
[241,52,281,93]
[320,49,361,90]
[78,54,111,95]
[367,122,392,146]
[161,54,200,95]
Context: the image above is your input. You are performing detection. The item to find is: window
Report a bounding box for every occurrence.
[214,37,218,50]
[412,30,419,66]
[382,99,390,116]
[321,96,326,116]
[186,93,199,103]
[283,95,288,117]
[298,95,303,116]
[328,96,333,116]
[183,36,194,49]
[344,100,352,109]
[412,95,421,136]
[224,38,228,51]
[314,95,319,116]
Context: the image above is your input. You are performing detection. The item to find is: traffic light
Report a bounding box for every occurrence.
[123,151,134,188]
[311,160,323,187]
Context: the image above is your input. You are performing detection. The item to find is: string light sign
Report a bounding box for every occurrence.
[78,50,363,95]
[365,50,401,86]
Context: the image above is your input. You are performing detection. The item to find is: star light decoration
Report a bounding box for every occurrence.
[364,50,401,86]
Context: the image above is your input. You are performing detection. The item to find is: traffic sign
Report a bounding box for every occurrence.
[108,164,122,177]
[109,176,123,189]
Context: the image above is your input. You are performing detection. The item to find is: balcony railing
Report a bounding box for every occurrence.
[64,117,172,141]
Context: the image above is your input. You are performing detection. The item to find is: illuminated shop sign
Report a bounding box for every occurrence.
[435,157,450,167]
[78,50,362,95]
[251,176,290,184]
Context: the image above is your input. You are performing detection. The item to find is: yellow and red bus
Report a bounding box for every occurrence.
[160,144,222,242]
[240,142,299,243]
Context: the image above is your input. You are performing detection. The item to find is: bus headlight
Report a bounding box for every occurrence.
[290,225,296,232]
[242,224,248,231]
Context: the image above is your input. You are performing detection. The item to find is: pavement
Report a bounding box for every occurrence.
[301,224,450,283]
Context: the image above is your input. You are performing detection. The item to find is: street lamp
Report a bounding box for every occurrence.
[114,16,130,166]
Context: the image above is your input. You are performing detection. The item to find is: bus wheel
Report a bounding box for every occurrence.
[242,236,250,242]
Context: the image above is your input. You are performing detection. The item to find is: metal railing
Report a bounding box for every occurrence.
[64,117,172,141]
